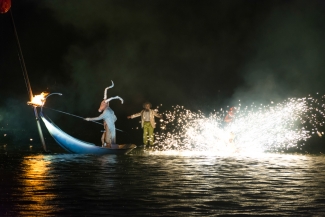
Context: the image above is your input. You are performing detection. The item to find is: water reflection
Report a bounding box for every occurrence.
[18,155,56,215]
[127,151,325,215]
[1,150,325,216]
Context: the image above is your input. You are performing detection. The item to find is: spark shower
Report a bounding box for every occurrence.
[154,94,325,154]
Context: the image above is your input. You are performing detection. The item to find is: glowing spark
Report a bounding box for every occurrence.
[154,95,325,154]
[317,131,322,137]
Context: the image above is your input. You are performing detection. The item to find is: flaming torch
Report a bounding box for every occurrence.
[27,92,49,107]
[6,1,50,152]
[27,92,49,152]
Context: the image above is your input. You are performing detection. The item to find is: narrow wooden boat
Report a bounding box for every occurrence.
[40,112,136,155]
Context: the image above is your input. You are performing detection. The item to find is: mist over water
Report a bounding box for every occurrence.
[2,1,325,148]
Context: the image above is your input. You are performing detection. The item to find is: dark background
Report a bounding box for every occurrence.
[1,0,325,151]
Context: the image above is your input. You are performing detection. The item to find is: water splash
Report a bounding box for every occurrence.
[154,95,325,154]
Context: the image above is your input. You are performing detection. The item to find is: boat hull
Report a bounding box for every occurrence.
[40,112,136,155]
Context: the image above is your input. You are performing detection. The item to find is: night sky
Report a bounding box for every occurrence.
[1,0,325,145]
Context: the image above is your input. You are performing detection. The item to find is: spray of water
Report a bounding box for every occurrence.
[154,95,325,154]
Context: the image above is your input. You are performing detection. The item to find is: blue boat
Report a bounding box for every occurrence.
[40,112,136,155]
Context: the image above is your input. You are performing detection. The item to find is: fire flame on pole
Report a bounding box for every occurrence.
[7,6,49,152]
[27,92,49,107]
[26,92,49,152]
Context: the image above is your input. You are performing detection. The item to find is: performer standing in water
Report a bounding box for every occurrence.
[224,107,236,143]
[85,81,123,147]
[127,102,162,147]
[224,107,235,123]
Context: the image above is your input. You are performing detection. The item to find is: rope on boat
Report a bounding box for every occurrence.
[42,106,125,132]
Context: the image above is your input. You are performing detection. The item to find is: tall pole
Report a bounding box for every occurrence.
[33,106,47,151]
[10,9,48,152]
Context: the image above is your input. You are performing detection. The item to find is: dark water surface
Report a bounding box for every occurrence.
[1,146,325,216]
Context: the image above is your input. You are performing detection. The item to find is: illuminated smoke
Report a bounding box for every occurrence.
[154,95,325,154]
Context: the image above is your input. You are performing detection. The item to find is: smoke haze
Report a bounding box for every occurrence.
[1,0,325,144]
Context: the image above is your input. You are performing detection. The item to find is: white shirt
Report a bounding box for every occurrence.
[143,110,150,121]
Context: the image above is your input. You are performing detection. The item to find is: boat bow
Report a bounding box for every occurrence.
[40,111,136,155]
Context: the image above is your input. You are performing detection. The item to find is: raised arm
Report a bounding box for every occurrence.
[85,112,105,121]
[129,111,142,119]
[153,110,163,119]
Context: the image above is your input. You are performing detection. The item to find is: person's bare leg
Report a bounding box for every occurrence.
[101,132,105,146]
[104,124,112,147]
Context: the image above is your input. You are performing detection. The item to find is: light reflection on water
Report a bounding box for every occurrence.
[1,148,325,216]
